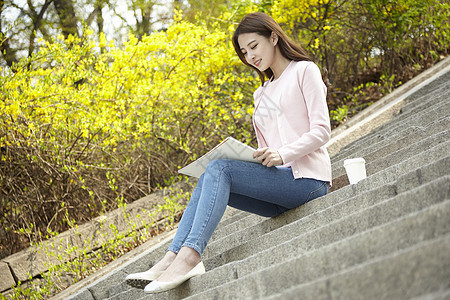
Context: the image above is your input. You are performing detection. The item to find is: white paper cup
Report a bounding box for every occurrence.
[343,158,367,184]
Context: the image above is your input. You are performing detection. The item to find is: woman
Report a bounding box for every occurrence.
[125,12,332,294]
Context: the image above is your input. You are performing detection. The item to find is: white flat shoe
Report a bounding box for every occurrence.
[144,261,206,293]
[125,268,164,289]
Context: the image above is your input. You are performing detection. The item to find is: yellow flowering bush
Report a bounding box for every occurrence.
[269,0,449,126]
[0,19,258,256]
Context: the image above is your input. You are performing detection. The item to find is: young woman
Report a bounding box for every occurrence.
[125,12,332,294]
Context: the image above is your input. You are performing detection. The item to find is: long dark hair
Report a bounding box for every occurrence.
[233,12,311,85]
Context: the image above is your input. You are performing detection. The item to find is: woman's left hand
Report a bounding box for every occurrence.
[253,147,284,167]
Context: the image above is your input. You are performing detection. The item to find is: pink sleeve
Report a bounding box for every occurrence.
[278,63,331,164]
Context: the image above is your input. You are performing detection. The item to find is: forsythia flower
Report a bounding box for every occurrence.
[313,38,320,48]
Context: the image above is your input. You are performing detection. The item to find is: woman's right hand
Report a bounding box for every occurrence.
[253,147,283,167]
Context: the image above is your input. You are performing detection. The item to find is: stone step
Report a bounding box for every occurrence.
[326,60,450,158]
[397,85,449,126]
[333,128,449,180]
[340,140,449,195]
[206,208,254,242]
[214,209,250,229]
[410,289,450,300]
[362,128,449,178]
[331,76,449,160]
[207,172,405,259]
[63,206,246,300]
[112,174,449,300]
[332,116,449,175]
[210,213,267,244]
[212,147,450,264]
[332,98,449,164]
[393,73,449,114]
[265,235,450,300]
[205,146,440,260]
[186,205,450,300]
[77,147,449,300]
[399,70,450,111]
[201,175,449,286]
[204,182,397,264]
[332,115,448,172]
[208,148,449,262]
[335,90,449,160]
[145,151,448,278]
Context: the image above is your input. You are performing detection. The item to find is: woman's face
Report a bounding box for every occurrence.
[238,32,277,72]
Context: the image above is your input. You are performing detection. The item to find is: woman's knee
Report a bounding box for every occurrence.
[205,159,229,173]
[204,159,233,181]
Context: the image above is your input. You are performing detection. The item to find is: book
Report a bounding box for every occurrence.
[178,137,259,178]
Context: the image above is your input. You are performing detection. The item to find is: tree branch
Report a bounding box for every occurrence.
[53,0,79,38]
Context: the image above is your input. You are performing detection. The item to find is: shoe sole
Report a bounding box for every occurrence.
[126,278,151,289]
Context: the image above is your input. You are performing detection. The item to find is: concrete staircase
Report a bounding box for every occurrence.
[62,60,450,299]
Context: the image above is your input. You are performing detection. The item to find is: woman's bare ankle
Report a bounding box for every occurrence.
[155,247,201,282]
[151,251,177,271]
[177,247,201,268]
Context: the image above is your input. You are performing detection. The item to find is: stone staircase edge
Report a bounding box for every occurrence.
[264,233,450,300]
[326,56,450,157]
[51,229,177,300]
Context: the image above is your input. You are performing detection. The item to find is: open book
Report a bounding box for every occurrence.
[178,137,259,178]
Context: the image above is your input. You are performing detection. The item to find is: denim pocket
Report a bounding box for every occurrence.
[306,182,328,203]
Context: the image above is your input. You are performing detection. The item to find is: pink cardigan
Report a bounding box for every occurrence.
[252,60,332,183]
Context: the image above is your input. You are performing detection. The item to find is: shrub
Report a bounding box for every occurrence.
[270,0,449,124]
[0,17,257,258]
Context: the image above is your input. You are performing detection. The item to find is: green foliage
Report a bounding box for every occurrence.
[270,0,449,80]
[0,183,191,299]
[268,0,448,126]
[0,18,257,258]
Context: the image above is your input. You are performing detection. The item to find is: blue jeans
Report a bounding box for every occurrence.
[168,159,329,256]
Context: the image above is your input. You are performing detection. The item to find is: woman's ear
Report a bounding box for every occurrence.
[271,32,279,46]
